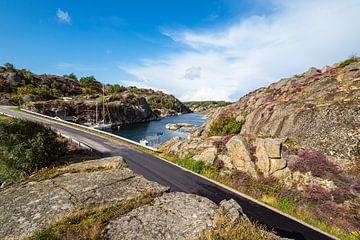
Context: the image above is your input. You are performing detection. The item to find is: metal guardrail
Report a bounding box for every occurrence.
[20,108,158,152]
[56,131,93,151]
[1,110,93,152]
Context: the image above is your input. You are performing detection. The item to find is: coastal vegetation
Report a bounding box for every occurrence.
[208,115,244,136]
[0,116,96,184]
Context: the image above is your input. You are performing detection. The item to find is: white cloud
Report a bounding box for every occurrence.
[122,0,360,101]
[56,8,71,24]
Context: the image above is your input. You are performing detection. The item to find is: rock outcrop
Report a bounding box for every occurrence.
[106,192,218,240]
[0,156,254,240]
[0,157,168,239]
[225,136,258,178]
[23,89,192,125]
[199,59,360,164]
[0,67,191,123]
[160,58,360,180]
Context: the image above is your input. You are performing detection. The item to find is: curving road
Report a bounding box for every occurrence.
[0,106,335,240]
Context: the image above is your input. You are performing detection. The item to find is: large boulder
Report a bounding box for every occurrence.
[106,193,247,240]
[218,198,246,225]
[106,192,218,240]
[255,138,288,177]
[193,147,217,165]
[1,72,22,87]
[226,136,257,178]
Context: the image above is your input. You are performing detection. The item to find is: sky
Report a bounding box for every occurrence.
[0,0,359,101]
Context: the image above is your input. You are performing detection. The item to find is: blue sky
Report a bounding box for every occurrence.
[1,0,359,101]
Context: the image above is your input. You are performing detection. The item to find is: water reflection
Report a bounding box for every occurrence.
[108,113,205,146]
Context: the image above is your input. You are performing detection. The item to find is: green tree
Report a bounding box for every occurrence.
[106,84,127,94]
[3,62,15,71]
[0,119,67,181]
[79,76,102,94]
[64,73,78,81]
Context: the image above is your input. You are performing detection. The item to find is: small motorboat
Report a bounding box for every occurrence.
[139,139,149,146]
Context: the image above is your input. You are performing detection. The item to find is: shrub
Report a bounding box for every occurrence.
[3,62,15,71]
[106,84,126,94]
[303,185,332,204]
[208,115,243,136]
[257,177,282,195]
[0,119,67,182]
[63,73,78,81]
[288,149,339,178]
[79,76,102,93]
[330,188,353,203]
[338,57,359,68]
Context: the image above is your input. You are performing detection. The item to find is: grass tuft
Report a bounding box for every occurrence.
[30,192,160,240]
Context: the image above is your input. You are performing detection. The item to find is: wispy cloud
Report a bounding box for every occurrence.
[56,8,71,24]
[122,0,360,101]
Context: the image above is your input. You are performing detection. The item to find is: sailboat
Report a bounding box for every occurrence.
[91,85,113,130]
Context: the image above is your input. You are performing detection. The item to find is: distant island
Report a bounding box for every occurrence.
[184,101,232,113]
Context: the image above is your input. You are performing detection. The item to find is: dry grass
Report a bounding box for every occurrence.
[0,115,10,121]
[199,211,280,240]
[29,191,161,240]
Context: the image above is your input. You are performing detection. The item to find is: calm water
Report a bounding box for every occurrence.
[108,113,205,146]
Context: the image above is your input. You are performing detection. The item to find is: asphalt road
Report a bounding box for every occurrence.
[0,106,335,240]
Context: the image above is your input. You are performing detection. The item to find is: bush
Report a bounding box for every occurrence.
[288,149,339,178]
[303,185,332,204]
[79,76,102,93]
[337,57,358,68]
[106,84,127,94]
[0,119,67,182]
[208,115,243,136]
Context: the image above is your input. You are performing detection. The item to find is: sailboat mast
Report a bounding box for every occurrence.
[95,102,98,124]
[102,84,105,123]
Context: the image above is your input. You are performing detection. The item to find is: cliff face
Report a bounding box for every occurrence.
[196,58,360,164]
[24,90,191,125]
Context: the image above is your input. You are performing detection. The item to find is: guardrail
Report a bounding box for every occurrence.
[1,110,93,152]
[56,131,93,151]
[20,108,158,152]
